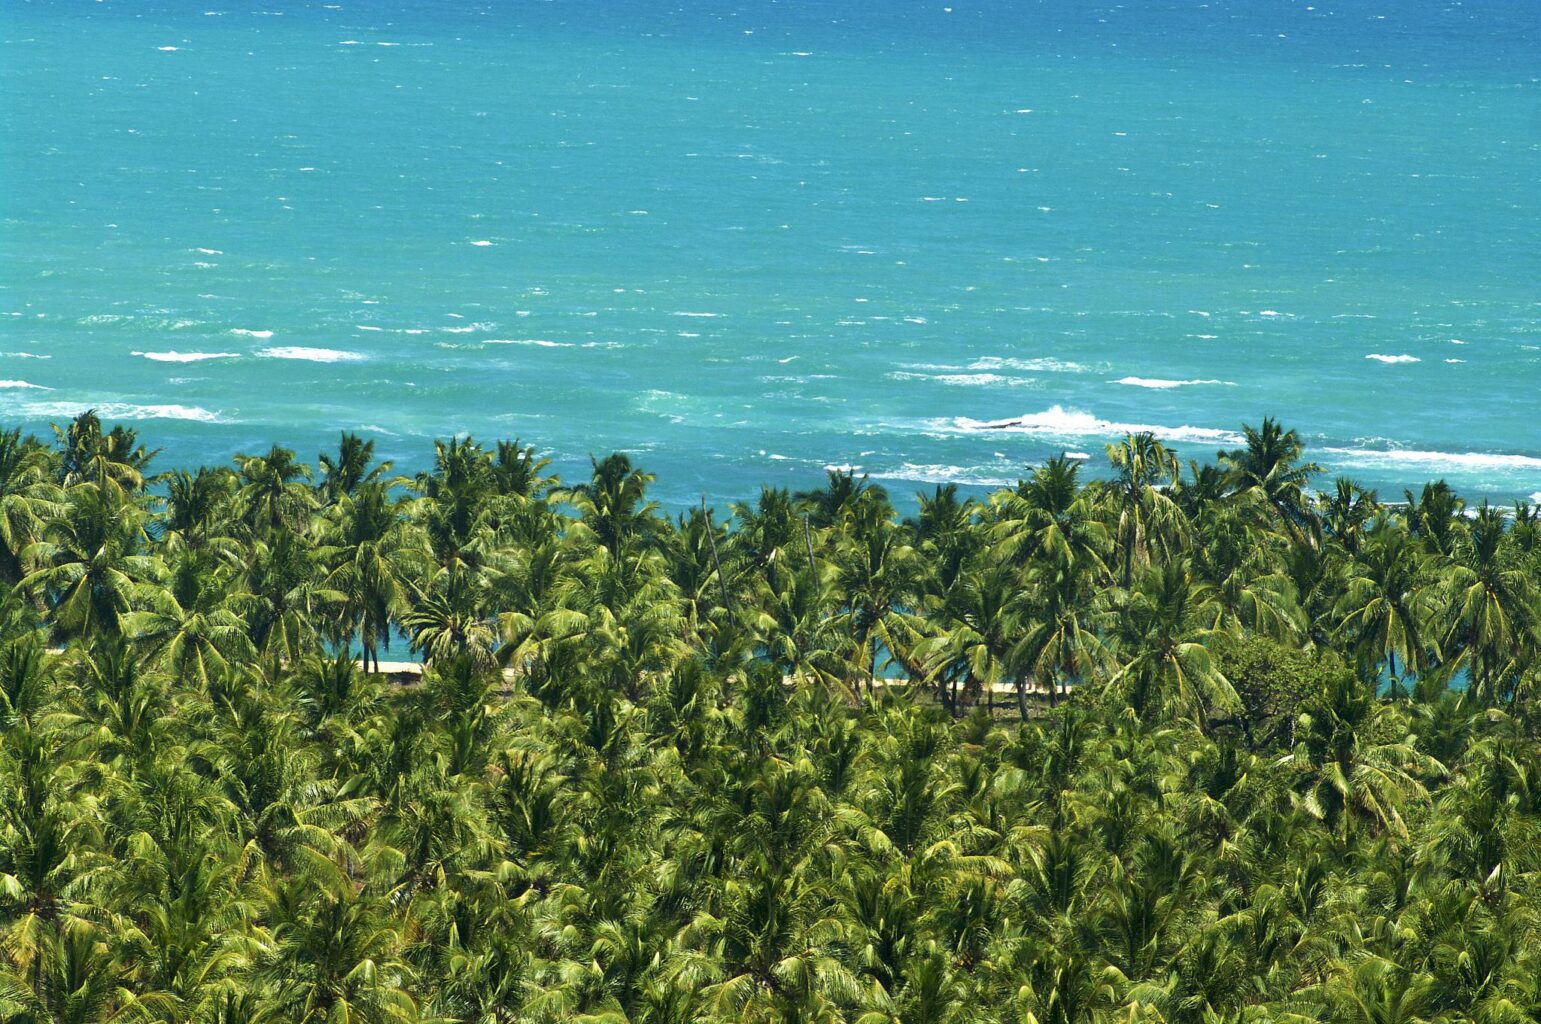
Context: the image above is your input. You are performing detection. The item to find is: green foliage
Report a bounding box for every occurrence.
[0,410,1536,1023]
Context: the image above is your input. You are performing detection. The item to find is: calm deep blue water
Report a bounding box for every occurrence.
[2,0,1539,507]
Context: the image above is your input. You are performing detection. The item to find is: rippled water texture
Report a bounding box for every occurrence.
[2,0,1539,505]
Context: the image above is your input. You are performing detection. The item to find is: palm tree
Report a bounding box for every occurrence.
[1221,417,1321,545]
[1334,521,1441,697]
[490,438,554,499]
[320,482,426,673]
[0,430,61,588]
[1108,562,1238,729]
[256,860,420,1024]
[918,561,1026,715]
[567,453,661,558]
[989,456,1108,578]
[1011,561,1110,714]
[1401,480,1465,558]
[1320,477,1379,556]
[125,550,255,689]
[1103,433,1186,590]
[1284,671,1443,838]
[731,487,803,594]
[236,445,316,535]
[159,466,237,551]
[317,431,392,504]
[404,562,497,669]
[829,493,926,700]
[2,414,1541,1024]
[1440,503,1538,706]
[54,410,158,498]
[21,485,158,640]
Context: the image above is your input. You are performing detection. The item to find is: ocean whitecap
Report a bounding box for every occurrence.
[951,405,1243,446]
[229,328,273,339]
[258,346,366,363]
[132,351,238,363]
[1323,446,1541,472]
[971,356,1087,373]
[1365,353,1420,364]
[1114,376,1234,389]
[15,401,224,423]
[869,464,1015,488]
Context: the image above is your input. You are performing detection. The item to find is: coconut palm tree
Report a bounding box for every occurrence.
[1103,433,1186,590]
[1108,562,1238,729]
[1221,417,1321,545]
[1284,671,1443,838]
[1334,521,1441,697]
[0,430,61,588]
[54,410,158,499]
[21,485,158,640]
[1440,503,1539,706]
[829,492,926,700]
[0,414,1539,1024]
[317,431,392,505]
[124,550,255,689]
[319,482,427,673]
[236,445,316,536]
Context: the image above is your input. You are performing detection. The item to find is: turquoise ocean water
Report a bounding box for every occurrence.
[2,0,1539,507]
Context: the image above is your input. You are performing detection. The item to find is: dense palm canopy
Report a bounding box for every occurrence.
[0,411,1540,1023]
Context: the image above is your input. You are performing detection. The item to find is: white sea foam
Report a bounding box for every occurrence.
[1366,353,1420,364]
[0,380,49,390]
[0,352,50,359]
[1115,376,1234,389]
[470,240,492,246]
[1445,358,1466,364]
[132,351,238,363]
[952,405,1243,446]
[870,464,1015,488]
[356,325,384,332]
[1323,446,1541,472]
[193,247,223,255]
[229,328,273,338]
[14,401,223,423]
[970,356,1087,373]
[933,373,1039,388]
[258,346,365,363]
[482,339,572,347]
[673,311,720,318]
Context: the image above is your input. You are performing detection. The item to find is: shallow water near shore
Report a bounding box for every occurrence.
[2,0,1539,507]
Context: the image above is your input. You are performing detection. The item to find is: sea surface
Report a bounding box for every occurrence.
[3,0,1539,507]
